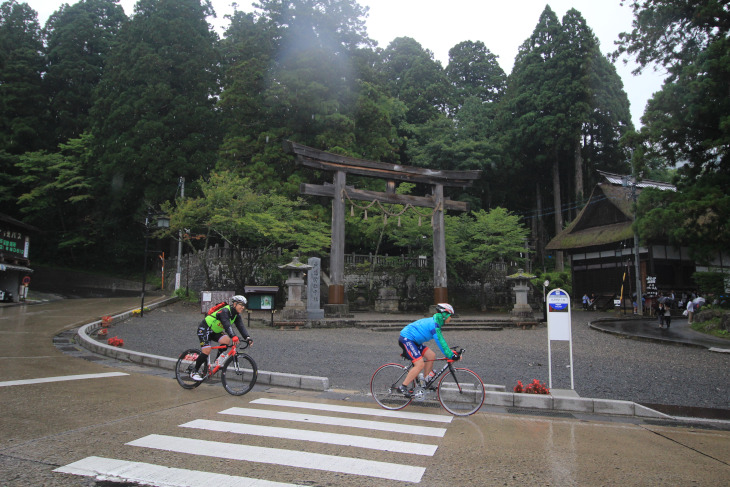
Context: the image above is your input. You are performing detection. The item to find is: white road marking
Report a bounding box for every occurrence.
[55,456,306,486]
[220,407,447,437]
[181,419,438,456]
[250,398,453,423]
[0,372,128,388]
[127,434,426,483]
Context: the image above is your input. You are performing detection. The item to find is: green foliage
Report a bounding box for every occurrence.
[635,174,730,261]
[381,36,450,127]
[162,171,330,289]
[15,134,97,263]
[43,0,127,145]
[616,1,729,205]
[446,40,506,111]
[692,272,726,298]
[531,268,573,297]
[0,0,48,154]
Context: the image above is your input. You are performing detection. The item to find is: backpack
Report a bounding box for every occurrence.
[206,301,227,316]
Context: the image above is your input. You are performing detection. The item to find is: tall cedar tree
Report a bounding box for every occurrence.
[89,0,220,266]
[44,0,127,146]
[217,0,399,199]
[498,6,632,268]
[0,1,47,212]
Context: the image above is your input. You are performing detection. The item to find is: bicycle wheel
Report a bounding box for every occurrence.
[221,353,258,396]
[437,367,485,416]
[370,363,412,410]
[175,349,205,389]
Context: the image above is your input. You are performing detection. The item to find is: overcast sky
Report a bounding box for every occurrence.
[29,0,666,127]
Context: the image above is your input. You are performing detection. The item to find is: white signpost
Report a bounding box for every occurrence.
[546,288,574,390]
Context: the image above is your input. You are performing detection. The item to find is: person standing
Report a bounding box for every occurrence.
[664,304,672,329]
[686,299,695,325]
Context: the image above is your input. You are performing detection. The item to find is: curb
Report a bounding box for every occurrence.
[73,302,679,420]
[75,299,330,392]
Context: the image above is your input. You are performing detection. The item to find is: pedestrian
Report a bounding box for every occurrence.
[686,299,695,325]
[582,293,590,311]
[657,303,665,328]
[663,304,672,329]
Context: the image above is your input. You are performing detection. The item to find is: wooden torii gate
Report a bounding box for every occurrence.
[283,140,481,310]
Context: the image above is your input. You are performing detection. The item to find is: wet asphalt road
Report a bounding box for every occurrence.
[105,301,730,411]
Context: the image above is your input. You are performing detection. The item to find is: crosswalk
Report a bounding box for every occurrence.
[55,396,454,485]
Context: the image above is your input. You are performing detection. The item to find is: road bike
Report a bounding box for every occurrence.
[175,338,257,396]
[370,347,485,416]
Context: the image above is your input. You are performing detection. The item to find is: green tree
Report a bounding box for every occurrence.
[616,0,730,258]
[381,36,450,127]
[0,0,47,155]
[498,6,633,268]
[446,207,529,304]
[89,0,221,265]
[163,171,330,290]
[445,40,506,113]
[15,134,97,264]
[43,0,127,145]
[217,0,396,197]
[615,0,729,175]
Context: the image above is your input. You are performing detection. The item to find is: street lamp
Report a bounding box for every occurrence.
[140,211,169,317]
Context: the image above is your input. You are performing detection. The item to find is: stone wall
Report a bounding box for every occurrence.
[163,249,535,312]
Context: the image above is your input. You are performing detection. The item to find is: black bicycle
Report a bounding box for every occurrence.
[175,338,257,396]
[370,347,485,416]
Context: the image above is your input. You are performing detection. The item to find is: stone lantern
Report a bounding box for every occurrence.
[278,257,312,320]
[507,268,536,319]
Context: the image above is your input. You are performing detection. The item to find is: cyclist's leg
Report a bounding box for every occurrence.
[398,337,424,389]
[194,323,212,375]
[422,347,436,377]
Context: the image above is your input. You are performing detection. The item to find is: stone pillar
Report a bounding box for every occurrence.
[306,257,325,319]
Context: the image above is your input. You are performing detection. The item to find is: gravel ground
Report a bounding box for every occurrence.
[105,301,729,411]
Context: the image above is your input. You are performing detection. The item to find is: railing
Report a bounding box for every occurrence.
[344,253,429,268]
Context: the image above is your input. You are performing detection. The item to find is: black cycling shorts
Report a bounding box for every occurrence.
[197,321,225,348]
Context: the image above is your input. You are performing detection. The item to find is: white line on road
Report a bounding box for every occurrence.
[250,397,453,423]
[220,407,447,437]
[55,456,307,486]
[0,372,128,388]
[127,434,426,483]
[181,419,439,456]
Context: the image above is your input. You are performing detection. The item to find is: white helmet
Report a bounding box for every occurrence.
[231,295,247,305]
[436,303,454,315]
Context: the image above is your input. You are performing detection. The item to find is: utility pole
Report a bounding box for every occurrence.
[175,177,184,291]
[622,174,643,316]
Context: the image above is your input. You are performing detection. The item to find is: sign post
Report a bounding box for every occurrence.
[546,288,574,390]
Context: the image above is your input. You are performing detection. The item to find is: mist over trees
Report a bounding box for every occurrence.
[1,0,722,276]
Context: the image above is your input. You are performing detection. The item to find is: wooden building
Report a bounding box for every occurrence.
[545,172,704,307]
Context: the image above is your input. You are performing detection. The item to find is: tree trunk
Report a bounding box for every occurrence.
[536,183,545,271]
[552,150,564,271]
[574,137,584,204]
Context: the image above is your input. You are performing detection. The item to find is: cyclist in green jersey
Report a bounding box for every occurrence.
[191,295,252,381]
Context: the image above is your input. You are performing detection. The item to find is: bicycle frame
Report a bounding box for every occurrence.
[204,340,249,377]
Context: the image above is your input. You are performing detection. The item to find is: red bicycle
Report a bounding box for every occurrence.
[175,338,257,396]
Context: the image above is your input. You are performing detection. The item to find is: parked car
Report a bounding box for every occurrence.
[0,289,13,302]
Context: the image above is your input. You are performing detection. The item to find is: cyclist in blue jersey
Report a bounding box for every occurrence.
[397,303,460,397]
